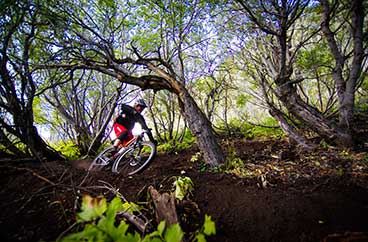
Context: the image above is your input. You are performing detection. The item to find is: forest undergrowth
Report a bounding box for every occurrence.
[1,137,368,242]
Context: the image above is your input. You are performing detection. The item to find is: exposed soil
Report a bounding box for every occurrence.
[1,138,368,242]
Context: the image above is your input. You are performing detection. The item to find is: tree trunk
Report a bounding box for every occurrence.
[19,122,62,161]
[320,0,365,147]
[88,92,120,155]
[334,0,364,147]
[0,81,63,161]
[277,84,351,146]
[10,106,63,161]
[177,86,224,167]
[140,62,225,167]
[268,106,315,149]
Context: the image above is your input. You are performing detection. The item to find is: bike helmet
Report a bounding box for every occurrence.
[134,98,147,108]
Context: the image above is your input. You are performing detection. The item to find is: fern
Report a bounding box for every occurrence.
[60,194,215,242]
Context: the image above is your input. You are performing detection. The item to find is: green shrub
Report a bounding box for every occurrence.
[173,176,194,201]
[216,117,283,139]
[157,130,196,153]
[60,194,216,242]
[52,141,80,160]
[0,140,27,157]
[251,117,284,138]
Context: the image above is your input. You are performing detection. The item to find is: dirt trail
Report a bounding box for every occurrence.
[1,138,368,242]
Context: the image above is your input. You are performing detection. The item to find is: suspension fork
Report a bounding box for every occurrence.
[131,136,143,157]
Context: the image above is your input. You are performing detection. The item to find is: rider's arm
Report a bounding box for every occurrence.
[136,114,156,143]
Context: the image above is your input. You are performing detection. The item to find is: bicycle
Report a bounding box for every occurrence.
[88,129,156,176]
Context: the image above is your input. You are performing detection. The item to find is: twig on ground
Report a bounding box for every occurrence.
[55,222,78,242]
[1,165,56,185]
[58,168,69,182]
[16,186,53,214]
[78,171,90,187]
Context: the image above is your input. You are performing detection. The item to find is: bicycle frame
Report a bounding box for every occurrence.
[116,130,146,157]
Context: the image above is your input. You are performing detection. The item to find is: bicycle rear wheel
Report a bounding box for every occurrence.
[89,145,116,171]
[112,141,156,176]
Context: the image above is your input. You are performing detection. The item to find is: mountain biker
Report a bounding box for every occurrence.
[111,99,157,155]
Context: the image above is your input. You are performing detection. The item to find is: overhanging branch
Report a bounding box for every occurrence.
[35,62,173,92]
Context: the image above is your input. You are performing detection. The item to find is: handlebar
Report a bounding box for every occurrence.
[140,129,157,145]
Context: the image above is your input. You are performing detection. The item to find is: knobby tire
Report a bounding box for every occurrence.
[88,145,116,171]
[112,141,156,176]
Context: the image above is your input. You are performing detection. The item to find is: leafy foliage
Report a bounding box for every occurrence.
[33,97,50,125]
[216,117,283,139]
[194,215,216,242]
[52,141,80,160]
[60,193,215,242]
[61,196,140,242]
[157,130,196,153]
[77,195,107,222]
[173,176,194,201]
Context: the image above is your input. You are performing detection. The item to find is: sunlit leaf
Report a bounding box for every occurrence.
[77,195,107,222]
[164,224,184,242]
[194,233,206,242]
[157,221,166,236]
[173,176,194,201]
[203,215,216,236]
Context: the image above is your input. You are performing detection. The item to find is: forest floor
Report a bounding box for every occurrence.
[1,137,368,242]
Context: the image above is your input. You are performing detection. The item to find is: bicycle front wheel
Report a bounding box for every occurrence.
[89,145,116,171]
[112,141,156,176]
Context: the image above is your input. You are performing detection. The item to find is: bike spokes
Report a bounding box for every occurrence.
[89,146,116,171]
[112,141,156,176]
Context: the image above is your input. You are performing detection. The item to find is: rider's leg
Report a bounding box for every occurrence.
[113,123,129,149]
[116,131,128,148]
[113,138,122,149]
[109,131,129,160]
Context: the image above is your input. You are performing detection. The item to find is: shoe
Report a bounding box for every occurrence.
[129,160,138,166]
[129,157,141,166]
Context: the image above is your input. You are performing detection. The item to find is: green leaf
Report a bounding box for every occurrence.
[98,0,116,8]
[147,238,162,242]
[203,215,216,236]
[141,221,167,242]
[33,97,49,125]
[194,233,206,242]
[116,220,131,238]
[107,197,123,218]
[97,216,119,241]
[122,201,140,213]
[98,198,137,241]
[121,231,141,242]
[61,224,108,242]
[157,221,166,236]
[173,176,194,201]
[77,195,107,222]
[164,224,184,242]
